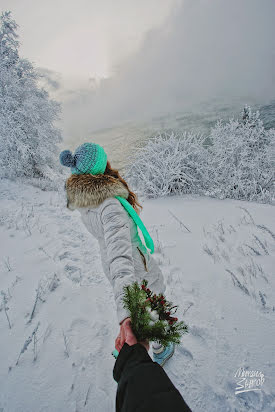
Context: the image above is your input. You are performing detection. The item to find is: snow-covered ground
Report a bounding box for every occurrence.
[0,178,274,412]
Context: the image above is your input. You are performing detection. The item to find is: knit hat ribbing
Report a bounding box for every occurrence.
[60,143,107,175]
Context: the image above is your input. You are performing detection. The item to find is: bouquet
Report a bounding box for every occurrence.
[122,279,188,347]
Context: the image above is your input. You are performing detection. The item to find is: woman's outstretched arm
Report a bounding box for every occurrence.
[100,198,136,324]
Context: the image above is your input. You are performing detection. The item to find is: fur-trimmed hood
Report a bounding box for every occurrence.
[65,174,129,210]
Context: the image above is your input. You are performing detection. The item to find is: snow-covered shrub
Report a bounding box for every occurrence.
[127,107,274,203]
[205,106,275,203]
[126,130,208,198]
[0,12,62,184]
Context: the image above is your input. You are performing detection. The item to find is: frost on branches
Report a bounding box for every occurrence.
[126,130,208,198]
[127,107,274,204]
[206,106,274,203]
[0,11,62,184]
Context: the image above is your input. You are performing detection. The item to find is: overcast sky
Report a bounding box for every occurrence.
[1,0,177,84]
[1,0,274,141]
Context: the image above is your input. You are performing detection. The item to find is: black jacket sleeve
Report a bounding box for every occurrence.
[113,343,192,412]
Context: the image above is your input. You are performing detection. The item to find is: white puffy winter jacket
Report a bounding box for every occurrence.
[65,173,165,324]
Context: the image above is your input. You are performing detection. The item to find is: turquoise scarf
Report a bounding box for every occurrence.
[115,196,154,254]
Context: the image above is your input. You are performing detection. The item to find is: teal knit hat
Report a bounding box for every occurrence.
[59,143,107,175]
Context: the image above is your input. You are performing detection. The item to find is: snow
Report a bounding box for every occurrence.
[0,178,274,412]
[0,11,62,182]
[126,108,275,204]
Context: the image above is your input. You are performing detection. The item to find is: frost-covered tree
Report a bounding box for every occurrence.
[127,106,274,203]
[126,130,208,198]
[205,106,274,203]
[0,11,62,181]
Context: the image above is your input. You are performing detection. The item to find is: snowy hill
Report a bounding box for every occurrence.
[0,179,274,412]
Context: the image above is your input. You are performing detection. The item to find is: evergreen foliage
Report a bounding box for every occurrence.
[123,279,188,347]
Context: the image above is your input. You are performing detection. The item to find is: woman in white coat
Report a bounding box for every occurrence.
[60,142,175,366]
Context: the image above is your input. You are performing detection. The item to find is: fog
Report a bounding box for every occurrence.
[59,0,275,141]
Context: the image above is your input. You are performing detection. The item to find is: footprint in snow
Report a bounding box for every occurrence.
[153,252,165,266]
[58,251,79,262]
[177,345,194,360]
[64,264,82,283]
[189,325,209,341]
[166,266,183,285]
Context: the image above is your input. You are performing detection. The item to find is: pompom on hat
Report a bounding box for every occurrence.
[60,143,108,175]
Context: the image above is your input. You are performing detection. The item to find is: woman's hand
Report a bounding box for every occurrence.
[115,318,149,352]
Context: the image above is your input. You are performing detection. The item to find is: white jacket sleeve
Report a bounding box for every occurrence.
[100,199,136,324]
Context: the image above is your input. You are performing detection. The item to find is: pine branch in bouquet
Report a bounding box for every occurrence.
[122,279,188,347]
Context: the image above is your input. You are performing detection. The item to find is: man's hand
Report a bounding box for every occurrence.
[115,318,149,352]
